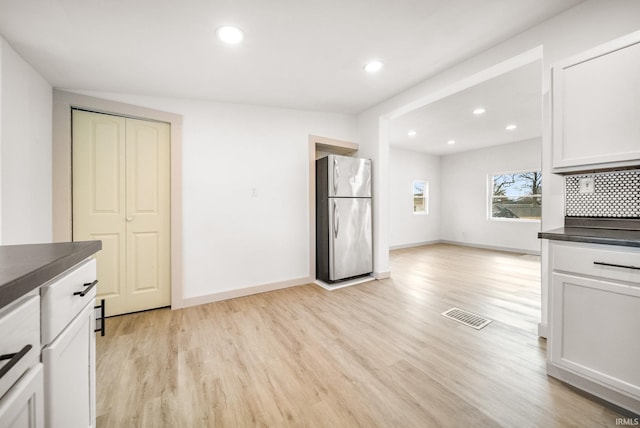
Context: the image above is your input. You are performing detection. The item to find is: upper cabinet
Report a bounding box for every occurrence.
[552,31,640,173]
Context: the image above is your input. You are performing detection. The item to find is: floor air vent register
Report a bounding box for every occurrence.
[441,307,492,330]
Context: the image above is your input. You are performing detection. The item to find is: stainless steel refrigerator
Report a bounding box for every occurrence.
[316,155,372,283]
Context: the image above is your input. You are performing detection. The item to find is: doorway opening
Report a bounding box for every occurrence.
[379,47,544,332]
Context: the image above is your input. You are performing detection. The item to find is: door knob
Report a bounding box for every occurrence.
[126,216,134,222]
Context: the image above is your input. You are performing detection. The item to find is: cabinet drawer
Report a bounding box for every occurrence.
[0,294,40,400]
[41,258,97,345]
[551,241,640,284]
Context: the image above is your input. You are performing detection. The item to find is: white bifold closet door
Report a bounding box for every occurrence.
[72,109,171,316]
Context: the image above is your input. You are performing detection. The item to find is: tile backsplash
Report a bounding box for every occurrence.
[565,169,640,217]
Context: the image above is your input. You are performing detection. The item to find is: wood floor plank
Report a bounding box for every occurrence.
[96,243,627,427]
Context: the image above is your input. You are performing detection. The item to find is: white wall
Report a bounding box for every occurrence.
[67,91,357,300]
[389,148,440,248]
[390,140,540,253]
[440,138,541,254]
[357,0,640,334]
[0,37,52,244]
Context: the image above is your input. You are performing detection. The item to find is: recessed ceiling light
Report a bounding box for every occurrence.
[447,140,456,145]
[216,25,245,44]
[408,130,417,137]
[473,107,486,115]
[364,60,383,73]
[505,124,517,131]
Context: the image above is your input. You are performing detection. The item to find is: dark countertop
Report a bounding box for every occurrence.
[538,227,640,248]
[0,241,102,311]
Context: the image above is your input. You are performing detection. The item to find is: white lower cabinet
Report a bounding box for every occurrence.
[40,259,97,428]
[42,302,95,428]
[0,294,43,428]
[0,364,44,428]
[1,244,100,428]
[548,241,640,414]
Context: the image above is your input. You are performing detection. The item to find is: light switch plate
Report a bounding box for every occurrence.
[578,177,595,194]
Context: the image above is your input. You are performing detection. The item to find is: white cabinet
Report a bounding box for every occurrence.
[548,241,640,414]
[0,365,44,428]
[40,258,97,428]
[552,31,640,172]
[0,294,43,428]
[42,302,95,428]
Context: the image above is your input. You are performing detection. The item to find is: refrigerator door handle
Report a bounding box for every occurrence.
[333,158,339,195]
[333,200,339,239]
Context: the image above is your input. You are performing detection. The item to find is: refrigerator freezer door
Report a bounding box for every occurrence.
[328,197,372,281]
[327,155,371,198]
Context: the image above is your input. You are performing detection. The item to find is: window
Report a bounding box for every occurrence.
[490,171,541,220]
[413,180,428,215]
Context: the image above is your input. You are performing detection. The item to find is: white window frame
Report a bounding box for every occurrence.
[488,170,541,223]
[413,179,428,215]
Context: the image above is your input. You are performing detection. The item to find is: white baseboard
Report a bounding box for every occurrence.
[439,240,541,256]
[389,240,540,256]
[176,276,311,309]
[374,270,391,280]
[537,323,547,339]
[314,275,375,290]
[389,240,441,251]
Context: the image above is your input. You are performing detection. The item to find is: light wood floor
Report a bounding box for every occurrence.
[96,244,625,427]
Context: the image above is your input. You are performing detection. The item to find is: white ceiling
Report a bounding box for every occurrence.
[389,60,542,156]
[0,0,582,114]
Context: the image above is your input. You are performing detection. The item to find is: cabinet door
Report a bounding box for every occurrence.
[42,303,95,428]
[0,364,44,428]
[0,295,40,399]
[550,272,640,399]
[552,31,640,172]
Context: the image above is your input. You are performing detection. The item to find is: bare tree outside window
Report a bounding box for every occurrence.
[490,171,541,220]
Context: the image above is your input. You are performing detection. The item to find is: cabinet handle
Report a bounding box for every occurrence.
[333,200,339,239]
[593,261,640,271]
[95,298,106,337]
[0,344,32,380]
[333,158,339,195]
[73,279,99,297]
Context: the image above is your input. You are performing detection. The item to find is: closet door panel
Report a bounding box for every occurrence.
[125,118,171,312]
[72,110,127,316]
